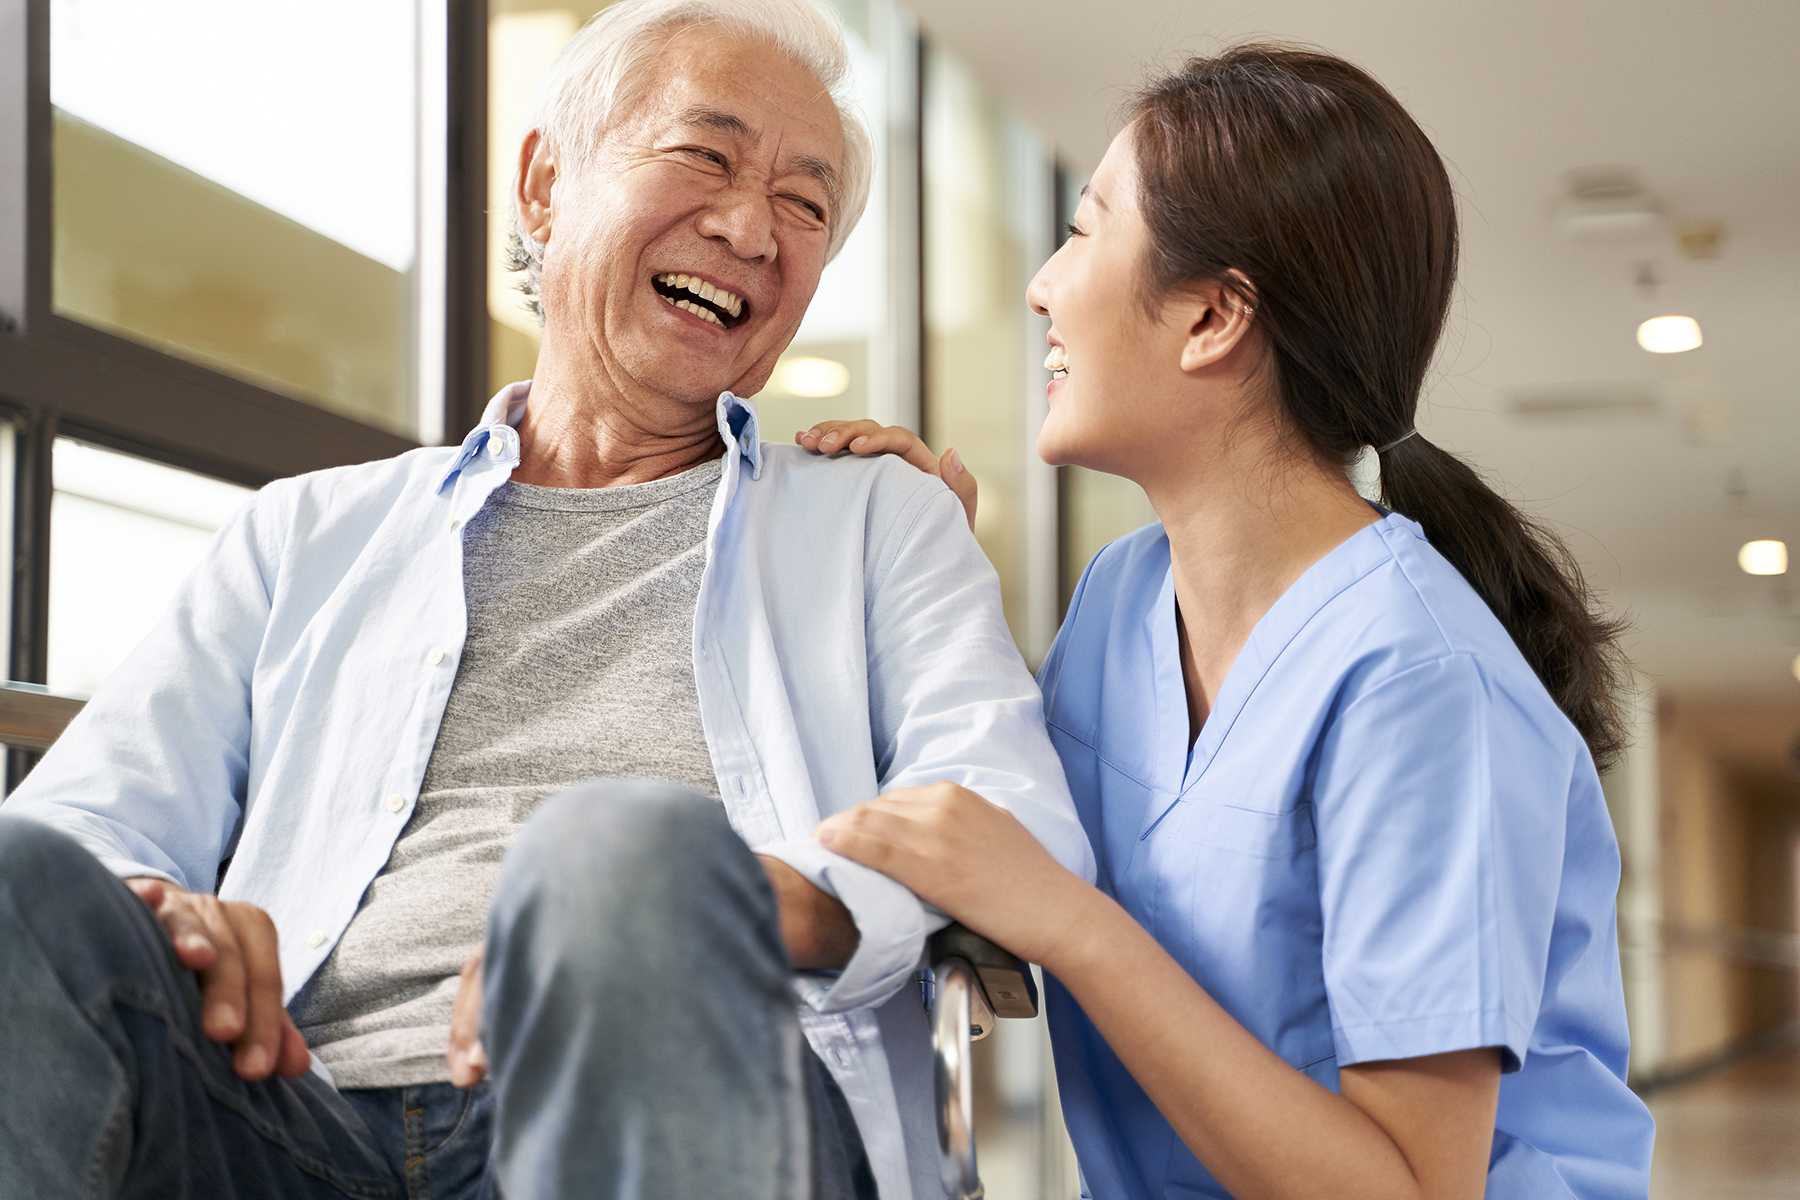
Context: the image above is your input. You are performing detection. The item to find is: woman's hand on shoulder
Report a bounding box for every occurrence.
[796,420,978,532]
[816,782,1087,967]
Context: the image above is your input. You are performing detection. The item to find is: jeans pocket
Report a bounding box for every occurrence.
[402,1082,495,1200]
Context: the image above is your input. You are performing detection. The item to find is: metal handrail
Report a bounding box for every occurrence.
[931,955,988,1200]
[926,925,1040,1200]
[0,682,84,749]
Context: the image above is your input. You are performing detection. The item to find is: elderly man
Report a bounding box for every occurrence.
[0,1,1090,1198]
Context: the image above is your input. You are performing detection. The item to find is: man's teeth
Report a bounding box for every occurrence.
[655,273,744,319]
[665,294,725,326]
[1044,345,1069,374]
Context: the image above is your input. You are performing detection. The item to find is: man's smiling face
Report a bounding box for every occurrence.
[520,25,846,410]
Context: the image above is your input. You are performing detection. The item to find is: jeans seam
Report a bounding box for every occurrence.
[83,1071,131,1200]
[78,978,400,1200]
[404,1092,428,1199]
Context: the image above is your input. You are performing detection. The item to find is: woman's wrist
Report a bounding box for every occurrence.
[1030,870,1134,980]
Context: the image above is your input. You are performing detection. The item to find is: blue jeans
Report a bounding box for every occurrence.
[0,782,874,1199]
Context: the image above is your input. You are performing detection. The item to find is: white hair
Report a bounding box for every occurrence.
[507,0,874,316]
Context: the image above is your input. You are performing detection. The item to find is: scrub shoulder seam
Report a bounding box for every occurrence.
[1046,720,1160,794]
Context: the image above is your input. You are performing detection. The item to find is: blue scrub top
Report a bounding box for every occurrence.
[1037,513,1654,1200]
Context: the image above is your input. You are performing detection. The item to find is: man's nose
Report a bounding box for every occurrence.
[696,180,778,262]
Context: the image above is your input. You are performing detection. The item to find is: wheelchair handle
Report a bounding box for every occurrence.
[926,924,1041,1200]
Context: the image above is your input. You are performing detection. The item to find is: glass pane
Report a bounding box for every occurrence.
[485,0,891,447]
[50,0,425,438]
[1062,465,1159,603]
[924,45,1032,645]
[48,440,254,697]
[756,5,885,446]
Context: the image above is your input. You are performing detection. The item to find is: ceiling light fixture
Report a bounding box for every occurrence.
[775,356,851,398]
[1637,316,1703,354]
[1738,539,1787,576]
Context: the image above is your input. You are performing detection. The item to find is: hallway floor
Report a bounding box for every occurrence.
[1647,1048,1800,1198]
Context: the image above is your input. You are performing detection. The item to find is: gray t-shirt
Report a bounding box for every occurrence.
[291,457,724,1088]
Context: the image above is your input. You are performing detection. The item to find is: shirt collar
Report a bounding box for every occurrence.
[435,381,762,492]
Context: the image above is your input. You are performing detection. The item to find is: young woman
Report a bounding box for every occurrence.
[800,45,1655,1200]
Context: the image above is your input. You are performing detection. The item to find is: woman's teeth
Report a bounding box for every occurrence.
[1044,345,1069,377]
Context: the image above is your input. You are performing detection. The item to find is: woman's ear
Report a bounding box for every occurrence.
[516,129,557,243]
[1176,274,1258,375]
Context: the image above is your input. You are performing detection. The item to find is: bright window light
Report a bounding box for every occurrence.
[1792,653,1800,685]
[1636,315,1703,354]
[1738,539,1787,576]
[775,357,851,398]
[50,0,418,271]
[48,440,254,696]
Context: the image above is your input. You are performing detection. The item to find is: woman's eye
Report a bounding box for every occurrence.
[1064,222,1085,238]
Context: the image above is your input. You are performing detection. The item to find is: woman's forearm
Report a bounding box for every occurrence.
[1039,878,1492,1200]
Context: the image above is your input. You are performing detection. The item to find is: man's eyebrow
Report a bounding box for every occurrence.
[675,105,754,139]
[789,154,841,212]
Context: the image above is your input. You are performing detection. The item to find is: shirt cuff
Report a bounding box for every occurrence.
[755,837,943,1013]
[1331,1006,1528,1074]
[95,856,180,888]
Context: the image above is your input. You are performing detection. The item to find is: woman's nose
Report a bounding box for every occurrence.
[1026,259,1053,317]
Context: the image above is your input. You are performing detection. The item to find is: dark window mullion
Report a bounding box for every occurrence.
[7,406,52,789]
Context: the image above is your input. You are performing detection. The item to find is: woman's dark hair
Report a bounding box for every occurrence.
[1130,44,1629,771]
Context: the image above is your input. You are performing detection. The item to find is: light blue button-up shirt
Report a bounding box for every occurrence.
[1037,515,1654,1200]
[7,383,1094,1200]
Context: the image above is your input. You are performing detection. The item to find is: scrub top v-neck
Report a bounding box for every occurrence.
[1036,513,1654,1200]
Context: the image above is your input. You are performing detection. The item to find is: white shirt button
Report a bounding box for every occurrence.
[427,647,445,666]
[488,439,506,457]
[444,518,459,532]
[385,793,405,812]
[306,931,325,948]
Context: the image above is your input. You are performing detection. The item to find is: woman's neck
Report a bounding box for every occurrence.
[1142,437,1378,742]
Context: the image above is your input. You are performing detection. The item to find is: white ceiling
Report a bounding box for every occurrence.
[907,0,1800,692]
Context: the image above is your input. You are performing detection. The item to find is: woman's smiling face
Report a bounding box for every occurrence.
[1028,126,1195,480]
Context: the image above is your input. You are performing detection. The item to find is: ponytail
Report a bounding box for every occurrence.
[1377,437,1628,770]
[1131,46,1630,771]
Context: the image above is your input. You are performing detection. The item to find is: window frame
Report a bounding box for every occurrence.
[0,0,491,694]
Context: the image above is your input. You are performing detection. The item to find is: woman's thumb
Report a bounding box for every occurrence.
[939,448,978,532]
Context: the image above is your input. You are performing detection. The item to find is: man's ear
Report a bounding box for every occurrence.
[1176,274,1258,375]
[516,129,557,243]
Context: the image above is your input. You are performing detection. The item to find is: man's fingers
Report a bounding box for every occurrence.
[125,877,166,910]
[194,906,249,1045]
[447,944,487,1088]
[230,904,286,1080]
[275,1015,312,1078]
[159,903,219,971]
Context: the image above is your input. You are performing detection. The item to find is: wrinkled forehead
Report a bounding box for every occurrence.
[603,24,845,170]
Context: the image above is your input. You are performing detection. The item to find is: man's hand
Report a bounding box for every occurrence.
[125,877,311,1081]
[758,856,859,969]
[447,943,488,1088]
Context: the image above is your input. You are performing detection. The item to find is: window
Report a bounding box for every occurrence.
[1,0,487,727]
[48,439,252,696]
[922,43,1057,662]
[50,0,433,439]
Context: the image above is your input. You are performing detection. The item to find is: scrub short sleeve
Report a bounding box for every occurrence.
[1312,652,1567,1073]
